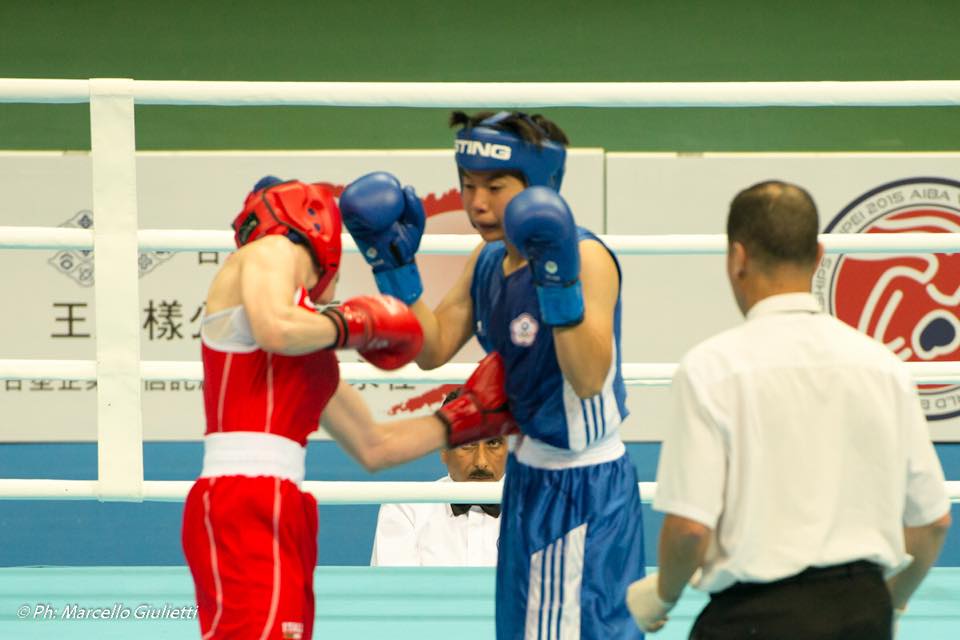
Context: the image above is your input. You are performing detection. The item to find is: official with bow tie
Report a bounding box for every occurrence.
[371,389,507,567]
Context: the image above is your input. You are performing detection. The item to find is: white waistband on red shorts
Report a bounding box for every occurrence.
[201,432,306,486]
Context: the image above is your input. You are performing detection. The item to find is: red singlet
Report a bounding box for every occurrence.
[200,287,338,446]
[183,288,337,640]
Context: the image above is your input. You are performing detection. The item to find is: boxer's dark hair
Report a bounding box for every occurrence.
[727,181,820,268]
[449,111,569,147]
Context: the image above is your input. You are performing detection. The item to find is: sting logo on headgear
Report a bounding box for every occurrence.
[815,177,960,420]
[454,112,566,190]
[232,178,342,301]
[454,140,513,160]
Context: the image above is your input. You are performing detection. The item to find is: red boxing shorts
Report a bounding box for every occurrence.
[182,475,318,640]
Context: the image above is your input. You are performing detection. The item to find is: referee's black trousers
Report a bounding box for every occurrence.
[689,561,892,640]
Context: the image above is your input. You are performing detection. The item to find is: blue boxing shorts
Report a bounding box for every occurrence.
[496,452,645,640]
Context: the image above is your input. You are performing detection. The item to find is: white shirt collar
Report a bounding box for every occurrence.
[746,292,821,321]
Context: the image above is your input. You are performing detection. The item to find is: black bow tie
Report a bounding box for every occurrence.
[451,503,501,518]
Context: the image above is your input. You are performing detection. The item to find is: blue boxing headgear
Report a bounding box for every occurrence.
[454,112,566,191]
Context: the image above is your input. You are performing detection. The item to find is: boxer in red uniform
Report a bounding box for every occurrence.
[182,177,517,640]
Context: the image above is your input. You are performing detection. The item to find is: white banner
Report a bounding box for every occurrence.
[0,150,604,442]
[2,151,957,441]
[609,153,960,441]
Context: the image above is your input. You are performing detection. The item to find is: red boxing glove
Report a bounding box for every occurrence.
[322,295,423,370]
[437,352,519,447]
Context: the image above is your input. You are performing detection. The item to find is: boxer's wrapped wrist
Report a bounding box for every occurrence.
[321,307,348,349]
[321,306,371,349]
[536,280,584,327]
[374,262,423,305]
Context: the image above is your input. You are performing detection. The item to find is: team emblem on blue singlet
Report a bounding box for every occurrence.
[815,178,960,421]
[509,312,539,347]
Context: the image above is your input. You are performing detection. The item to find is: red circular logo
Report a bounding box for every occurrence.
[815,178,960,420]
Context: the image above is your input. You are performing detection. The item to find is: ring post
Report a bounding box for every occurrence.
[89,78,144,501]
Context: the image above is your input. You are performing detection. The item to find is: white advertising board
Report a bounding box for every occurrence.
[609,153,960,441]
[1,151,956,442]
[0,150,604,441]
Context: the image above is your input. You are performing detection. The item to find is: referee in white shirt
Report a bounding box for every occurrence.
[370,389,506,567]
[627,180,952,639]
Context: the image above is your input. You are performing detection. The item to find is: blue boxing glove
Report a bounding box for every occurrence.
[504,187,584,326]
[339,172,425,304]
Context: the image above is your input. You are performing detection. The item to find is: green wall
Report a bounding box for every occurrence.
[1,0,958,151]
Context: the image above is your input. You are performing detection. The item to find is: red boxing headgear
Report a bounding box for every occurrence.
[232,180,342,300]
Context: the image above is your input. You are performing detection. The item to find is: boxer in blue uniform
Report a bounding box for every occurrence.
[339,112,645,639]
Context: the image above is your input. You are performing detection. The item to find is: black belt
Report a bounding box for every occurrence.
[716,561,882,598]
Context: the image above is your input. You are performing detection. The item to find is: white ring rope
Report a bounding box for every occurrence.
[2,77,958,504]
[3,79,960,107]
[3,227,960,255]
[1,479,958,505]
[0,480,604,503]
[3,360,960,387]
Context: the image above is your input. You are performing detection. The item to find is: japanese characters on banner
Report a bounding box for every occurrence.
[0,150,604,442]
[0,152,957,442]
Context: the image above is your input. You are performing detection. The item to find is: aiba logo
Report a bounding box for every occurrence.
[455,139,512,160]
[815,178,960,420]
[509,312,539,347]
